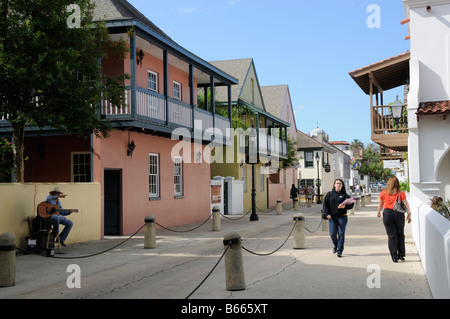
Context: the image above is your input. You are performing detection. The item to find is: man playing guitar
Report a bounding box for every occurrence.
[44,187,74,247]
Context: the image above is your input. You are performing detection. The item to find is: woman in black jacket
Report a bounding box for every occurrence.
[322,179,355,257]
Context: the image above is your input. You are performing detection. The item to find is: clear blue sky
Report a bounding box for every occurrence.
[128,0,410,147]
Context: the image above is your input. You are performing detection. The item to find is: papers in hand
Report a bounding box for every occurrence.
[341,198,356,206]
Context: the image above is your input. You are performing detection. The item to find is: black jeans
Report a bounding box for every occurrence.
[382,209,406,260]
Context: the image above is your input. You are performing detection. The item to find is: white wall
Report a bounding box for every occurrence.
[410,2,450,102]
[404,0,450,299]
[411,197,450,299]
[406,1,450,200]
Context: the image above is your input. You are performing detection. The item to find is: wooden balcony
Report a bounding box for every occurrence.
[349,51,410,154]
[371,104,408,152]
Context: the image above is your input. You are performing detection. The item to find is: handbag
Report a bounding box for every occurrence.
[393,192,407,213]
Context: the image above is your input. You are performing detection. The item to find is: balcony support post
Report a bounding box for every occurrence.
[163,50,169,126]
[190,64,195,130]
[228,84,232,129]
[210,76,215,132]
[130,33,137,119]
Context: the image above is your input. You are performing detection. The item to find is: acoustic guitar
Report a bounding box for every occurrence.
[37,201,78,219]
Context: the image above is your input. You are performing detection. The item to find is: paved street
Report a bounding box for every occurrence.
[1,193,432,304]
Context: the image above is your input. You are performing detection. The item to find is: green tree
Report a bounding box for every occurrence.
[281,136,299,169]
[350,139,364,153]
[356,142,393,181]
[0,0,129,182]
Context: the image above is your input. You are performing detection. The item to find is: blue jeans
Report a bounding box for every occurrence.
[329,215,348,254]
[48,215,73,242]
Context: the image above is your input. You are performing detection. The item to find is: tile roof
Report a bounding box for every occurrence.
[417,100,450,115]
[329,141,350,145]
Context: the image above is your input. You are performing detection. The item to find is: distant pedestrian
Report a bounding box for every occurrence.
[290,184,299,200]
[307,185,314,201]
[323,179,355,257]
[377,176,411,263]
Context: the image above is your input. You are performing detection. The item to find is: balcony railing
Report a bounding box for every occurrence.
[371,104,408,151]
[237,129,287,158]
[100,86,232,140]
[372,104,408,134]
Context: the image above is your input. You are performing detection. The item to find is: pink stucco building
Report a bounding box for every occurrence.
[5,0,237,236]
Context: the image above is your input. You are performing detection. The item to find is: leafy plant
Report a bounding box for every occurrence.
[431,196,450,221]
[399,179,410,192]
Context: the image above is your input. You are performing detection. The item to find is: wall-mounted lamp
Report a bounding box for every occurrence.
[127,140,136,158]
[137,49,144,66]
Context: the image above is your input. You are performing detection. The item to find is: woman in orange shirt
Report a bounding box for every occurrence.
[377,176,411,262]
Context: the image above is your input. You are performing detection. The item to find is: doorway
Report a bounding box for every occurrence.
[104,169,122,235]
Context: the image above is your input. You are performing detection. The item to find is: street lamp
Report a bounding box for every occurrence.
[249,122,258,221]
[316,152,322,204]
[390,95,405,129]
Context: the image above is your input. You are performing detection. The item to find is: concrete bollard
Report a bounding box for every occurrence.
[361,195,366,207]
[144,215,156,249]
[307,196,312,207]
[355,197,361,210]
[366,194,371,204]
[223,231,245,291]
[276,199,282,215]
[349,207,355,215]
[212,206,221,231]
[292,214,305,249]
[293,198,299,211]
[0,232,15,287]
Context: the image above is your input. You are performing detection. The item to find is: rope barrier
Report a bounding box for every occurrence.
[220,209,251,220]
[154,214,211,232]
[241,220,297,256]
[305,218,323,233]
[185,244,230,299]
[256,205,277,213]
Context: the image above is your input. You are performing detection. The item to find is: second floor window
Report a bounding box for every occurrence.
[305,151,314,168]
[148,71,158,92]
[173,81,181,100]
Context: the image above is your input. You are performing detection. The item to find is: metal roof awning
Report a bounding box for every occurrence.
[349,51,410,95]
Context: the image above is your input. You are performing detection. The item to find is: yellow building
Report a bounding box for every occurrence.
[208,58,289,214]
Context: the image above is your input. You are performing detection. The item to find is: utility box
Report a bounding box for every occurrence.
[224,176,244,215]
